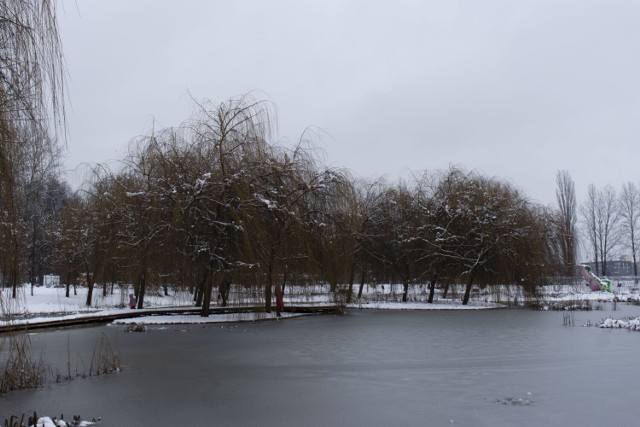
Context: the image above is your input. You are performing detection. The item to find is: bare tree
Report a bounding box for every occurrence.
[619,182,640,280]
[581,184,621,276]
[597,185,621,276]
[581,184,599,273]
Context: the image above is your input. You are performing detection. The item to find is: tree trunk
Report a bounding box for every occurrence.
[265,262,274,313]
[402,279,409,302]
[194,284,203,307]
[357,265,366,299]
[442,283,449,299]
[10,269,18,299]
[11,252,18,298]
[281,265,289,294]
[85,275,94,306]
[30,223,37,293]
[136,271,146,309]
[427,272,437,304]
[264,248,276,312]
[194,267,206,307]
[65,270,72,298]
[201,274,213,317]
[219,279,230,307]
[347,262,356,304]
[462,273,474,305]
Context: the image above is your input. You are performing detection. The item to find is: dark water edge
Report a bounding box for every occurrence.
[2,305,640,427]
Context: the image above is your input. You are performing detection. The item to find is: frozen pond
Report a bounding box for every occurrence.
[2,305,640,426]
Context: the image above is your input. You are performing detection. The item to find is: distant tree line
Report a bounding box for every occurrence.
[580,181,640,278]
[553,171,639,280]
[2,2,640,314]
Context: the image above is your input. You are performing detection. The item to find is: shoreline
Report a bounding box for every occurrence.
[1,284,637,332]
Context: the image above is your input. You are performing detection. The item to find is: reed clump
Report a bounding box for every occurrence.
[0,334,47,393]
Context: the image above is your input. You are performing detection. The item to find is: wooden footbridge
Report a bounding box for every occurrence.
[0,305,343,334]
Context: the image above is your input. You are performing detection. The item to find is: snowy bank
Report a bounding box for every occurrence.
[112,311,306,325]
[1,285,505,329]
[599,317,640,331]
[2,281,639,328]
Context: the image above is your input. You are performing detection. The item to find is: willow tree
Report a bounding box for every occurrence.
[139,126,227,315]
[348,179,386,302]
[114,136,177,309]
[0,0,65,296]
[182,95,276,316]
[420,167,543,305]
[73,170,120,306]
[368,183,422,302]
[413,170,456,303]
[300,166,355,302]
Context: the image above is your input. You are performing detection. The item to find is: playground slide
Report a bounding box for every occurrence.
[578,265,612,292]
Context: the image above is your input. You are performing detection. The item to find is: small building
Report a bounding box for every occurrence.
[43,274,61,287]
[581,259,636,277]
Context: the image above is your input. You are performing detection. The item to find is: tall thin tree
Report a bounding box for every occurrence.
[581,184,599,274]
[555,170,577,276]
[619,182,639,280]
[597,185,621,276]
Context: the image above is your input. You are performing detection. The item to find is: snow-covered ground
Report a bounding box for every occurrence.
[31,415,95,427]
[1,280,639,328]
[599,317,640,330]
[0,283,501,328]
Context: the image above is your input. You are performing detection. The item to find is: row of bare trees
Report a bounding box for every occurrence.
[552,170,640,280]
[580,182,640,278]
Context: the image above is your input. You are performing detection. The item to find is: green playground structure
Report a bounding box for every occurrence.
[578,264,612,292]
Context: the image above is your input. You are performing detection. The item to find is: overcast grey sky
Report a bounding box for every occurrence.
[59,0,640,206]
